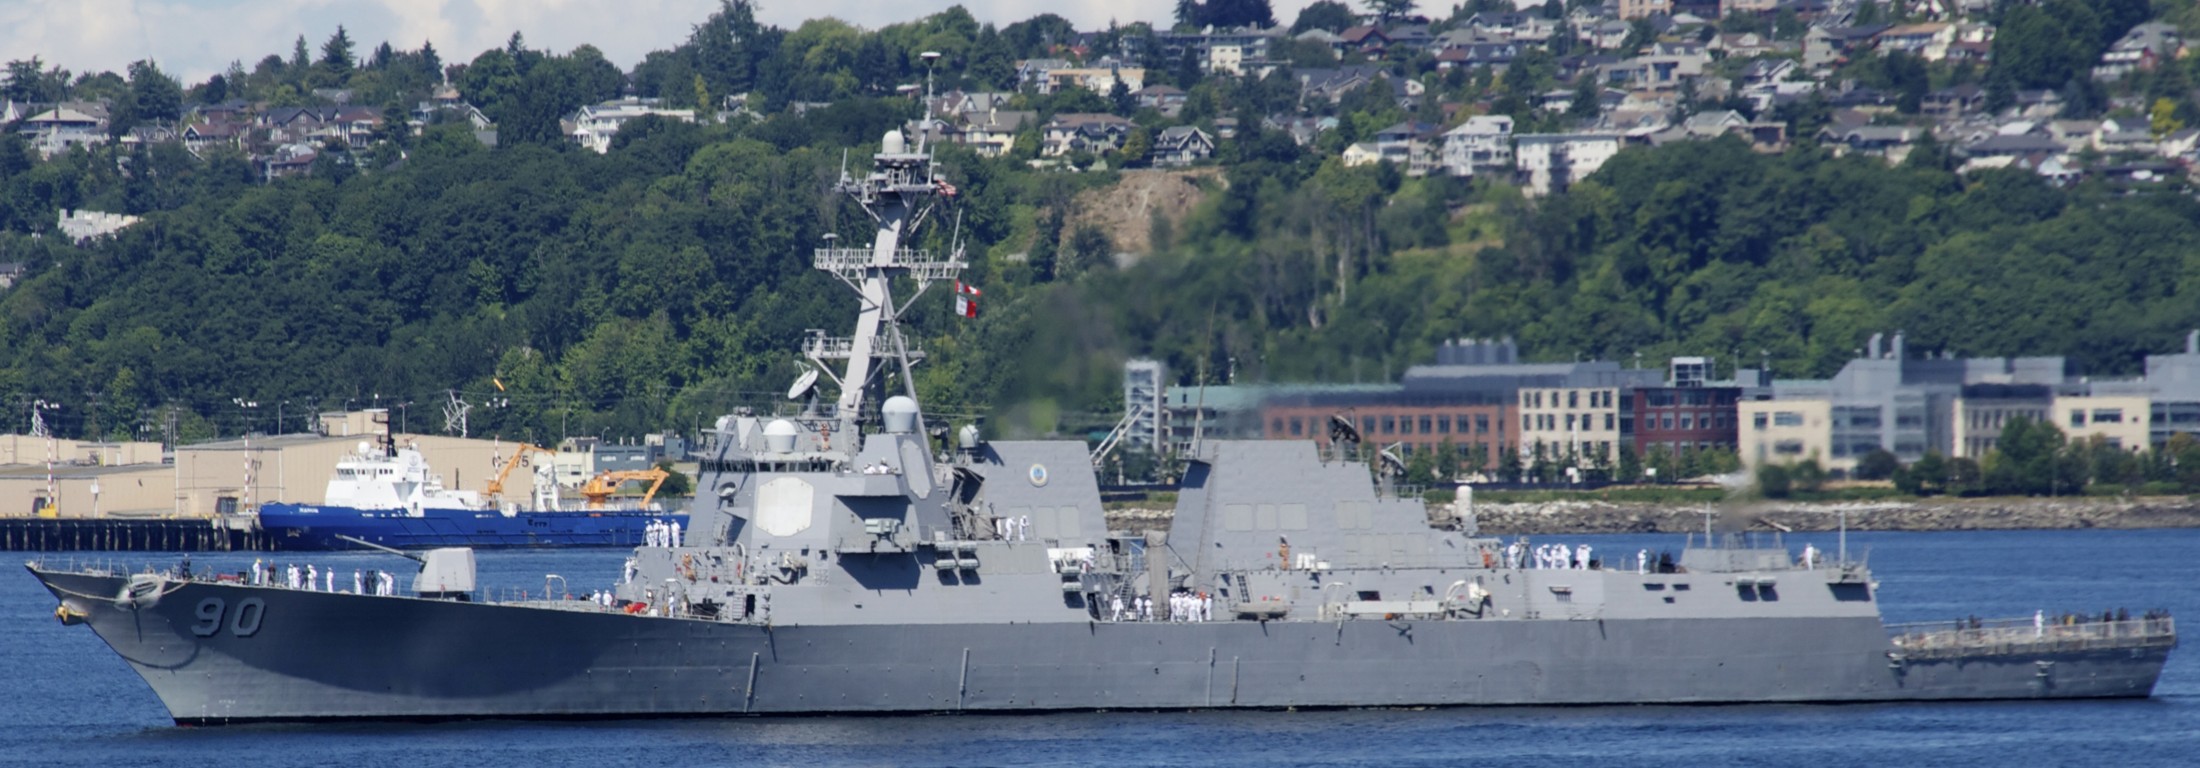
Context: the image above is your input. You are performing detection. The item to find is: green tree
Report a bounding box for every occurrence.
[1292,0,1360,34]
[1363,0,1415,25]
[1120,127,1152,167]
[655,460,693,496]
[1790,458,1826,494]
[2151,97,2185,137]
[320,26,356,76]
[1757,463,1792,498]
[1854,449,1901,481]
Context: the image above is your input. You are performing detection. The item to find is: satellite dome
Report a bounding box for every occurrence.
[881,396,919,434]
[763,419,799,453]
[882,130,907,155]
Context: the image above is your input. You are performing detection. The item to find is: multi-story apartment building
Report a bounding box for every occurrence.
[2055,394,2152,451]
[1517,386,1625,468]
[1259,393,1513,472]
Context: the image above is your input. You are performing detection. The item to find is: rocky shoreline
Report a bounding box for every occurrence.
[1106,496,2200,535]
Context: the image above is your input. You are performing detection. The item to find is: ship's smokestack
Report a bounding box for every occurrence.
[1867,333,1883,359]
[1891,331,1905,360]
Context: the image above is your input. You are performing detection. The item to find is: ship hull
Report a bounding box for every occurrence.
[33,569,2169,724]
[255,503,686,550]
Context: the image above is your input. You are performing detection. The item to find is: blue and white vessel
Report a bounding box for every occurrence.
[254,437,685,550]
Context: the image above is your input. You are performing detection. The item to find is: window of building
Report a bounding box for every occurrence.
[2070,410,2087,428]
[1362,417,1376,436]
[1773,440,1805,455]
[1754,412,1769,429]
[1568,391,1579,409]
[2093,409,2123,424]
[1419,415,1433,434]
[1382,416,1397,434]
[1476,415,1490,434]
[1524,414,1533,432]
[1604,413,1614,431]
[1271,418,1284,435]
[1661,414,1674,430]
[1773,412,1804,427]
[1290,418,1304,437]
[1680,415,1693,431]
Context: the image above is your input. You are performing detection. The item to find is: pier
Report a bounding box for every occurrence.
[0,516,271,552]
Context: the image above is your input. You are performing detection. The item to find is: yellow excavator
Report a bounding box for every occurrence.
[485,444,558,500]
[579,469,669,510]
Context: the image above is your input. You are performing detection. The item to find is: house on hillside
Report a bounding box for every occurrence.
[1134,85,1188,117]
[1151,126,1216,167]
[1041,68,1144,96]
[183,121,246,155]
[1263,114,1339,146]
[2095,22,2183,82]
[1042,113,1134,157]
[1514,133,1622,196]
[566,98,695,153]
[18,103,108,156]
[958,109,1035,158]
[1441,115,1515,177]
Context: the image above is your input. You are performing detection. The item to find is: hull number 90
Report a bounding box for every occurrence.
[190,597,265,638]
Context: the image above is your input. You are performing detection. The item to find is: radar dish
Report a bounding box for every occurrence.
[1328,414,1363,445]
[1380,446,1408,475]
[787,369,820,401]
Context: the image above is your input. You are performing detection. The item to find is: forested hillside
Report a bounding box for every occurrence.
[4,2,2200,444]
[1048,139,2200,413]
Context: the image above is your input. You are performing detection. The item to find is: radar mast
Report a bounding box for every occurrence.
[807,51,963,440]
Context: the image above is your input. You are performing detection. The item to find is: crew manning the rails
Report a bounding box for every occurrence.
[1518,541,1600,570]
[644,519,683,548]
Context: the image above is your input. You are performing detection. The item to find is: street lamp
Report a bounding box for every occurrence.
[232,397,259,436]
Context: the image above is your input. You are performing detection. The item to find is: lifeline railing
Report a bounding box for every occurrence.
[1886,615,2177,659]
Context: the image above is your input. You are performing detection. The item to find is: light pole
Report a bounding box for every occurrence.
[232,397,259,437]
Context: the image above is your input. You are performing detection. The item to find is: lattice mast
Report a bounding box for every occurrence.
[809,52,964,438]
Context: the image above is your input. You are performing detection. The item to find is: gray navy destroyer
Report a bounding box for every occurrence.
[26,108,2178,724]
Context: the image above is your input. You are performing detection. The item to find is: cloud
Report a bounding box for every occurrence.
[0,0,1324,85]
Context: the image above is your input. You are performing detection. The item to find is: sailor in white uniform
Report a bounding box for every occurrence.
[253,558,265,585]
[305,564,318,591]
[1019,514,1032,541]
[670,520,682,548]
[325,569,336,592]
[1638,549,1650,575]
[1111,594,1125,621]
[1577,544,1592,570]
[354,569,365,594]
[380,571,395,596]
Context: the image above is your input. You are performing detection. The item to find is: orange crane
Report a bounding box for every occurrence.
[579,469,669,510]
[485,444,557,499]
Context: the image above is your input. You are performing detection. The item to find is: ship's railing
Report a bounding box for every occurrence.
[812,247,965,282]
[803,332,925,362]
[1886,615,2177,659]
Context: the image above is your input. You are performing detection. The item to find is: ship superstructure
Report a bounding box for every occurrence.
[24,96,2178,723]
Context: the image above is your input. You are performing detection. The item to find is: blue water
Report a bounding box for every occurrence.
[3,530,2197,767]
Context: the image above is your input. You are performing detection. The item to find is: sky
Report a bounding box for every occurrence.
[0,0,1327,84]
